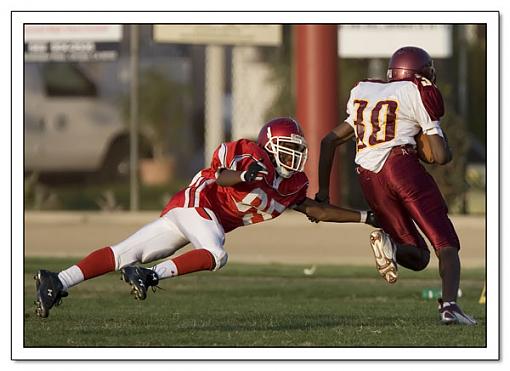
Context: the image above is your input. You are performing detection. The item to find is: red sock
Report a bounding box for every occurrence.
[172,249,215,275]
[76,246,116,280]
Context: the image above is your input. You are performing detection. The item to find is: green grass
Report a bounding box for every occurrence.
[24,258,486,347]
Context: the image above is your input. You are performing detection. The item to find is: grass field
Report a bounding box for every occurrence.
[24,258,486,347]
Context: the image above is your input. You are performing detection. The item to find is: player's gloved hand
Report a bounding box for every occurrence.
[364,210,380,228]
[314,191,330,204]
[240,160,268,182]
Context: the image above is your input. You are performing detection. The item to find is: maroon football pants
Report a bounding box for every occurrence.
[357,146,460,252]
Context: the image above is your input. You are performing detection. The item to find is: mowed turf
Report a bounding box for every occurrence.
[24,258,486,347]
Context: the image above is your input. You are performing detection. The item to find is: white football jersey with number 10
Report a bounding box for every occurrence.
[345,76,445,172]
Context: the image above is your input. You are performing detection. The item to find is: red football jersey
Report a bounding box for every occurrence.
[161,139,309,233]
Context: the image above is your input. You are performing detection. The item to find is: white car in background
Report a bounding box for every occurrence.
[24,63,152,182]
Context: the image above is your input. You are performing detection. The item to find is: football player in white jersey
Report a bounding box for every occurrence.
[313,47,476,325]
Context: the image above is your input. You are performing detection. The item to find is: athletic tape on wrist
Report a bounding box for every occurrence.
[360,211,367,223]
[240,171,247,182]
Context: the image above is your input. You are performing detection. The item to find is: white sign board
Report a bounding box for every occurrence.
[339,25,452,58]
[154,25,281,46]
[24,25,123,42]
[24,25,122,62]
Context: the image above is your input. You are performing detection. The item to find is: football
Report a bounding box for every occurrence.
[415,131,435,164]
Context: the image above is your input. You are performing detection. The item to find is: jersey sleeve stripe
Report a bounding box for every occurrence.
[184,187,191,207]
[229,154,257,170]
[189,171,203,187]
[186,176,204,207]
[219,143,227,168]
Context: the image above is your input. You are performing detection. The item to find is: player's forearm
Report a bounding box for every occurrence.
[298,198,364,223]
[311,204,363,223]
[317,133,338,199]
[317,124,354,199]
[216,169,243,186]
[428,134,452,165]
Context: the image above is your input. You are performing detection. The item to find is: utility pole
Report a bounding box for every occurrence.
[294,25,341,205]
[458,25,469,214]
[204,45,226,163]
[129,24,140,211]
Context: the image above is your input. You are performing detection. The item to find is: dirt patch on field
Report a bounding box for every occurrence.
[24,211,486,268]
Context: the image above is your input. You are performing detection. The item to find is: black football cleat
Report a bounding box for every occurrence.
[34,270,68,318]
[120,266,160,301]
[438,299,477,325]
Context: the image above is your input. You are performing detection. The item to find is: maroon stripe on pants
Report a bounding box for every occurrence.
[357,146,460,251]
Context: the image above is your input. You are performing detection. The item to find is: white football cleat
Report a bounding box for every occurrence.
[370,230,398,284]
[438,299,477,325]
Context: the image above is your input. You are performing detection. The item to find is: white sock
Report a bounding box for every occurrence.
[58,265,85,291]
[151,260,178,280]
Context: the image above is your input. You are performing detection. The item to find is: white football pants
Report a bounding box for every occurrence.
[110,208,228,271]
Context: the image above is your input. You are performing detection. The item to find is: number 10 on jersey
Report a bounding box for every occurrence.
[353,99,398,151]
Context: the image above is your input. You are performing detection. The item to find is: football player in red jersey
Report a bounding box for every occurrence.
[313,47,476,325]
[34,117,378,318]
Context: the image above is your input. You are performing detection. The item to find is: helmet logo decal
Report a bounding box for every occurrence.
[266,127,272,141]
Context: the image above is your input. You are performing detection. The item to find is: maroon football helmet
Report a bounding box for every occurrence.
[257,117,308,178]
[387,46,436,83]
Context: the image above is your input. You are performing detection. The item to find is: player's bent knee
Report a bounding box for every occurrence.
[411,250,430,271]
[110,245,143,270]
[211,250,228,271]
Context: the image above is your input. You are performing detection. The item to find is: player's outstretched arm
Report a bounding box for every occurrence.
[294,198,379,227]
[317,122,355,202]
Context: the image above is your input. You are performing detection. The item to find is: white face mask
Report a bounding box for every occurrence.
[264,131,308,178]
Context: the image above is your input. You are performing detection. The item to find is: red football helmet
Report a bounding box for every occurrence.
[387,46,436,83]
[257,117,308,178]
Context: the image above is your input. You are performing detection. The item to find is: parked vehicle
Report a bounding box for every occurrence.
[24,63,152,182]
